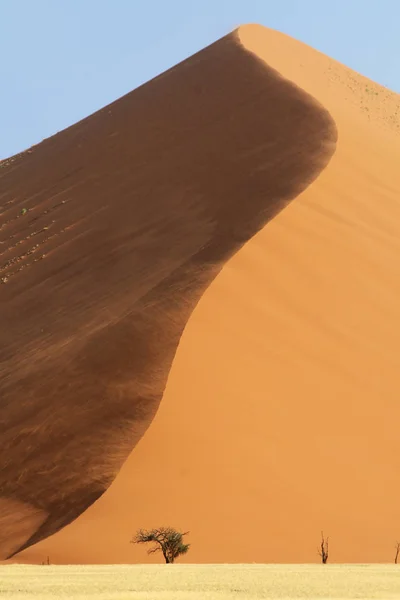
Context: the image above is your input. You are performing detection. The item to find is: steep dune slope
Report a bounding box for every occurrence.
[0,28,336,559]
[19,24,400,565]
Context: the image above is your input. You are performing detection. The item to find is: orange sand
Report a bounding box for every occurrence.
[4,24,400,563]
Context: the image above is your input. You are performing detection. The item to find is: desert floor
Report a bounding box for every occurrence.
[1,563,400,600]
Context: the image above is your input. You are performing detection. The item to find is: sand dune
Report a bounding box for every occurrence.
[3,24,400,564]
[0,26,335,559]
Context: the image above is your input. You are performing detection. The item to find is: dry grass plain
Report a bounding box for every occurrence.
[1,564,400,599]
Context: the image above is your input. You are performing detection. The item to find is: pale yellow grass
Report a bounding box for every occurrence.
[1,564,400,599]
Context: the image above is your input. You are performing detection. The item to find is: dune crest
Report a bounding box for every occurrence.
[17,23,400,565]
[1,27,335,559]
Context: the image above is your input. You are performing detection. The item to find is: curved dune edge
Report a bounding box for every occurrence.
[17,23,400,565]
[0,498,47,559]
[1,26,336,559]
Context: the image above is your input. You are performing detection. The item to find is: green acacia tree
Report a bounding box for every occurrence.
[131,527,190,564]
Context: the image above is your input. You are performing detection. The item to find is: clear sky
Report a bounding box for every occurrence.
[1,0,399,158]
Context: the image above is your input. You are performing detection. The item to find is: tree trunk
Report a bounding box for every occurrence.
[163,549,170,564]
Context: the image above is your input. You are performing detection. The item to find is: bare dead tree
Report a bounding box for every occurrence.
[317,531,329,564]
[131,527,190,564]
[395,542,400,564]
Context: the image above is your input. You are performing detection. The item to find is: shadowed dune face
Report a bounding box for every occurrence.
[0,498,47,559]
[0,31,336,557]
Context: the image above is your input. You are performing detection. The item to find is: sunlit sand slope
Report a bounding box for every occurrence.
[0,27,335,558]
[22,24,400,565]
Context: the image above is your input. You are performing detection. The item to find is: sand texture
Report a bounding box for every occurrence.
[2,24,400,563]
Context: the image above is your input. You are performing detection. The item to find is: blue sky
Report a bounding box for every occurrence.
[1,0,399,158]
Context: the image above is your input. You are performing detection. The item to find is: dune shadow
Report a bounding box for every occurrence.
[0,29,337,557]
